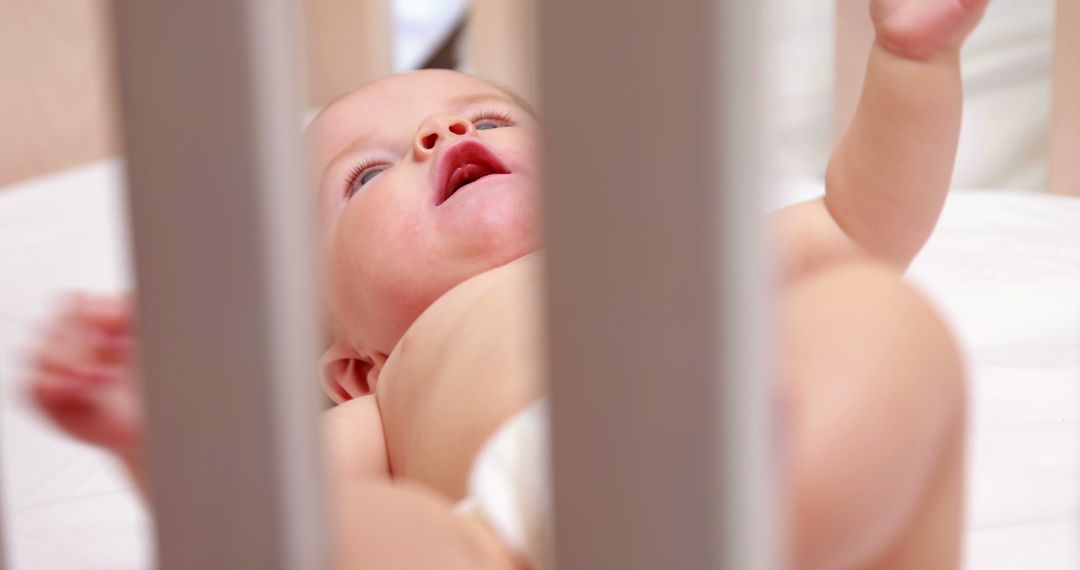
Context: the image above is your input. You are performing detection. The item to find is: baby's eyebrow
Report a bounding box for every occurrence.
[450,93,514,108]
[324,134,374,177]
[451,92,535,117]
[334,134,370,159]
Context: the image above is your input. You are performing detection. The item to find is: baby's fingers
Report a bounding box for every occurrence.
[959,0,991,10]
[29,370,141,449]
[68,293,135,337]
[31,320,129,375]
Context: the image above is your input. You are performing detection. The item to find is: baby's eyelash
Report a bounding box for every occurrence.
[344,158,386,199]
[471,108,515,126]
[339,107,515,200]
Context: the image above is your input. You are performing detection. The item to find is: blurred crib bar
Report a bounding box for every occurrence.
[304,0,392,106]
[109,1,325,568]
[468,0,538,104]
[0,448,5,570]
[538,0,777,568]
[1050,0,1079,196]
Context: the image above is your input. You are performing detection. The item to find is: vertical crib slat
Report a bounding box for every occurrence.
[304,0,392,107]
[1050,0,1080,195]
[0,450,6,570]
[539,0,777,568]
[111,1,325,569]
[468,0,538,103]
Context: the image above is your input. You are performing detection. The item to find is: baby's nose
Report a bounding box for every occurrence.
[413,115,476,160]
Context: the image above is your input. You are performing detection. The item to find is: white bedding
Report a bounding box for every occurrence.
[910,193,1080,569]
[1,163,1078,569]
[0,163,150,569]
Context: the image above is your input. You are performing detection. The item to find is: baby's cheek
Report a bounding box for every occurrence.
[472,193,539,254]
[366,238,447,338]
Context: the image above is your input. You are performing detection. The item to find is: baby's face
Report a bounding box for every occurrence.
[308,70,540,360]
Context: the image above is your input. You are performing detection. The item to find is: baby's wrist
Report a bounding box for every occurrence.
[873,36,962,66]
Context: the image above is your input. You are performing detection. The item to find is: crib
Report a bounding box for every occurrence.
[0,0,1077,568]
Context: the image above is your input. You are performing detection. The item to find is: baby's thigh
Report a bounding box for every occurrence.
[332,480,518,570]
[780,262,965,570]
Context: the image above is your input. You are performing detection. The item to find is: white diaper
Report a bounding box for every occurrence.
[456,399,553,570]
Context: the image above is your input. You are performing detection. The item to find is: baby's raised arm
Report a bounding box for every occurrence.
[774,0,989,279]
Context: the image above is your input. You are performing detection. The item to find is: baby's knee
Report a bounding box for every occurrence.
[783,260,965,415]
[783,262,966,569]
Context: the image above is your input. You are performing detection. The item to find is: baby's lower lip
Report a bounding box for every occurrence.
[448,165,495,195]
[437,172,514,204]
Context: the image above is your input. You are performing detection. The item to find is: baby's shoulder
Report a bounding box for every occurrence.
[384,254,543,377]
[437,253,542,311]
[322,394,390,480]
[407,254,541,345]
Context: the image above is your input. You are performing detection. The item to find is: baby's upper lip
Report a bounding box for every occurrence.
[434,140,511,206]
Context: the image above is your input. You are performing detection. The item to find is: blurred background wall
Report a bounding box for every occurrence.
[0,0,119,187]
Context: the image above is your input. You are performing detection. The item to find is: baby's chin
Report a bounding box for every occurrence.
[343,237,536,355]
[434,175,539,252]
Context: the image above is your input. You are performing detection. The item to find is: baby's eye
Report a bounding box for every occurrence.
[358,166,387,186]
[345,163,390,199]
[472,110,515,131]
[475,119,504,131]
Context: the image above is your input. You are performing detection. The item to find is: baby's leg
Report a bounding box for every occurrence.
[782,263,965,570]
[332,479,521,570]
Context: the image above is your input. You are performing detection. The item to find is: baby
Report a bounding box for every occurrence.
[28,0,988,568]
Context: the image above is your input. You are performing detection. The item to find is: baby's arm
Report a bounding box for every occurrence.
[322,395,390,483]
[775,0,989,279]
[28,297,511,570]
[27,295,394,496]
[323,397,524,569]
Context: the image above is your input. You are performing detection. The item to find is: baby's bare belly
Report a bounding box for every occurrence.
[375,255,545,500]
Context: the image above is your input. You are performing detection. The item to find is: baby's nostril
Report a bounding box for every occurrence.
[448,122,468,136]
[421,133,438,150]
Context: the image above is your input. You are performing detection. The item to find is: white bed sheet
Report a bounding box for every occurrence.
[0,162,149,569]
[910,192,1080,570]
[1,164,1078,568]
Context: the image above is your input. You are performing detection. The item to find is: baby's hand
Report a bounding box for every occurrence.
[25,294,142,458]
[871,0,990,60]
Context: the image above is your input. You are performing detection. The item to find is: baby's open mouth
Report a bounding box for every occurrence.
[436,140,511,206]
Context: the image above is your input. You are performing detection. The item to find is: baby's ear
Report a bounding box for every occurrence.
[319,340,375,403]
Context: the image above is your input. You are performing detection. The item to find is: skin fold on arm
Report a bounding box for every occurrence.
[773,0,989,281]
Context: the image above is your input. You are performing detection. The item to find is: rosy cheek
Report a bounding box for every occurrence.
[507,145,541,177]
[334,199,416,278]
[397,209,428,242]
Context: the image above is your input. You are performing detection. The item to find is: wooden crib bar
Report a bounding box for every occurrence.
[304,0,392,106]
[0,441,5,570]
[1050,0,1079,195]
[469,0,538,104]
[539,0,777,568]
[110,1,325,568]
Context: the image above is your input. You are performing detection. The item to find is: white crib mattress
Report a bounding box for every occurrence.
[1,163,1077,568]
[909,193,1080,570]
